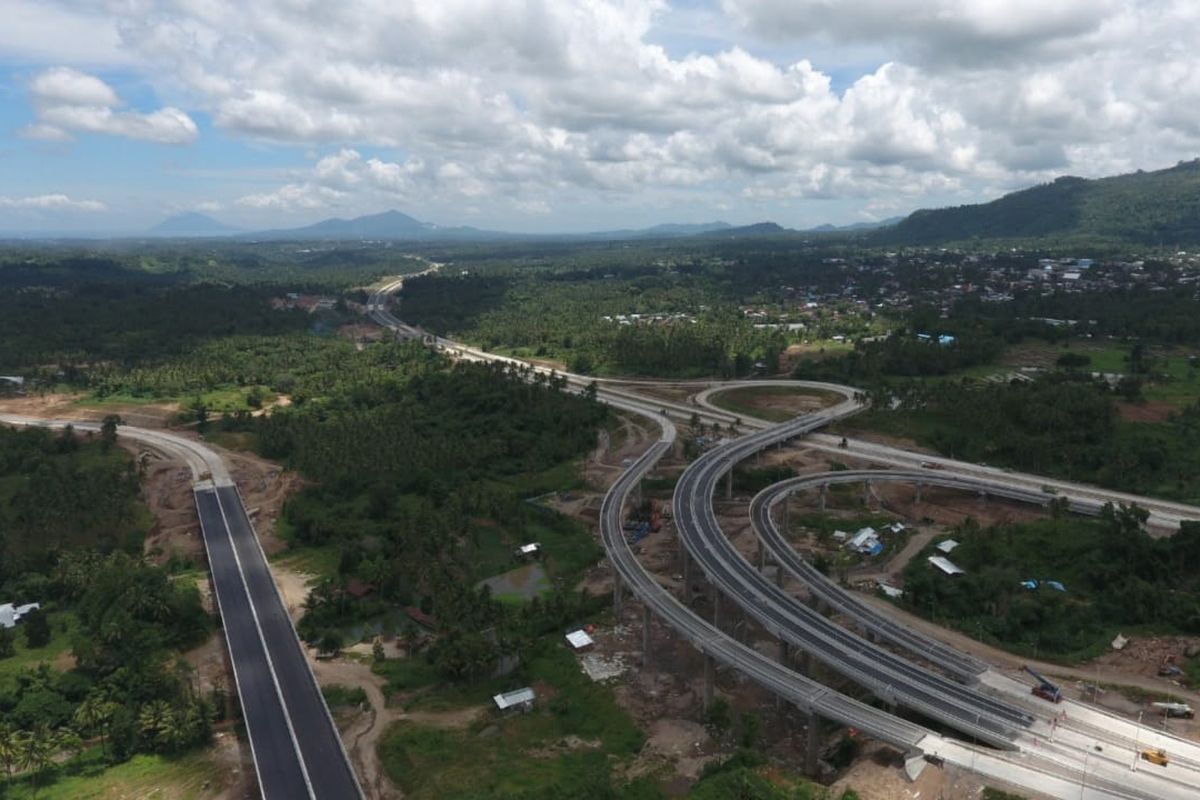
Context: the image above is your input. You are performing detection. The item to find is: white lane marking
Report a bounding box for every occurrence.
[212,488,317,800]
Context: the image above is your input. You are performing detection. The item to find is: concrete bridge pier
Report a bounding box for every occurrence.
[641,605,652,666]
[725,470,733,500]
[805,711,823,777]
[781,495,790,532]
[703,654,715,710]
[818,485,827,512]
[681,550,693,603]
[862,478,872,506]
[915,481,923,505]
[613,579,624,617]
[714,591,724,630]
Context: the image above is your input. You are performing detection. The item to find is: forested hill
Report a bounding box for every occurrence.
[876,159,1200,247]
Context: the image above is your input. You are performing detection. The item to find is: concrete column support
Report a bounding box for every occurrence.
[725,471,733,500]
[819,485,827,512]
[775,564,785,589]
[703,655,715,710]
[714,592,723,631]
[613,579,623,617]
[756,540,766,571]
[915,482,923,505]
[805,711,822,777]
[782,496,790,532]
[779,639,790,665]
[641,605,651,665]
[863,479,872,506]
[682,551,692,603]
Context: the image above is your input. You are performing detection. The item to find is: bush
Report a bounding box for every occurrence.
[23,608,52,648]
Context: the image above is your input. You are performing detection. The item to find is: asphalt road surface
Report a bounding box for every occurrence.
[196,483,362,799]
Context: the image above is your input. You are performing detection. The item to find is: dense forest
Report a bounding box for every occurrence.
[210,345,614,676]
[840,373,1200,502]
[397,270,793,377]
[955,286,1200,346]
[877,159,1200,247]
[0,429,212,795]
[901,506,1200,660]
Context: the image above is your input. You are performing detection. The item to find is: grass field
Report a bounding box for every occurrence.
[2,750,225,800]
[269,543,341,580]
[378,642,643,799]
[0,611,77,688]
[707,384,842,423]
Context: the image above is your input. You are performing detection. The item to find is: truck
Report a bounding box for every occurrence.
[1022,665,1063,703]
[1140,748,1169,767]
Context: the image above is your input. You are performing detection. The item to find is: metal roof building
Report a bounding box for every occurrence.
[927,556,965,576]
[493,687,536,712]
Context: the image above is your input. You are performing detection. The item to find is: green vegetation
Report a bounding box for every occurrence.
[0,429,214,797]
[400,271,790,377]
[899,507,1200,660]
[708,385,839,423]
[321,684,368,708]
[378,642,643,800]
[877,159,1200,247]
[0,749,224,799]
[839,374,1200,503]
[982,789,1027,800]
[0,426,152,558]
[191,343,614,680]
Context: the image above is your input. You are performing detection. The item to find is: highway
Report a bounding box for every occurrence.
[1,415,362,800]
[367,274,1200,797]
[596,400,933,751]
[671,394,1036,749]
[750,473,988,680]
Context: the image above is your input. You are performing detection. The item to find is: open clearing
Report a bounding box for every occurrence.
[707,384,842,423]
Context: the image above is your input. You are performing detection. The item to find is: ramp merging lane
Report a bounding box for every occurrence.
[671,392,1034,748]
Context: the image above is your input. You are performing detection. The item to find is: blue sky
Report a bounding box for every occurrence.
[0,0,1196,234]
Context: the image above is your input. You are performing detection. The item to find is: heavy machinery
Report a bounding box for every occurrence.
[1023,665,1063,703]
[1140,748,1170,767]
[1157,656,1183,678]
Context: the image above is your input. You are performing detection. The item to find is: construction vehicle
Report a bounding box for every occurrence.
[1140,748,1170,767]
[627,521,650,545]
[1157,656,1183,678]
[1022,665,1063,703]
[1152,702,1195,719]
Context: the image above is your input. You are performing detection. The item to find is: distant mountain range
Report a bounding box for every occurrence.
[117,160,1200,247]
[874,159,1200,246]
[147,212,243,237]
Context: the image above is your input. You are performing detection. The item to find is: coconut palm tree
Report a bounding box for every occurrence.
[0,724,19,785]
[73,692,118,758]
[18,724,57,798]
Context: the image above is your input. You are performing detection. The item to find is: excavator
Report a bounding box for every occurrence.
[1022,665,1063,703]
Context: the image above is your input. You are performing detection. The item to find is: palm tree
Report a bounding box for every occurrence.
[19,725,57,798]
[73,693,117,757]
[138,701,179,753]
[0,724,19,785]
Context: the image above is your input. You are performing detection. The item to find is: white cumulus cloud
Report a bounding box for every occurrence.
[0,194,106,211]
[25,67,198,145]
